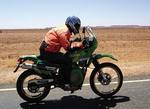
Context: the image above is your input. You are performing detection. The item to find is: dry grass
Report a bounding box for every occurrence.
[0,28,150,84]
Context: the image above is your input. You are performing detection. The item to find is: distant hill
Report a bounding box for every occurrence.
[94,25,150,29]
[0,25,150,31]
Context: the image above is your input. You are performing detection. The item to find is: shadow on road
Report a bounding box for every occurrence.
[20,95,130,109]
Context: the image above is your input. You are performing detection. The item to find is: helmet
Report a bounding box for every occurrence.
[65,16,81,35]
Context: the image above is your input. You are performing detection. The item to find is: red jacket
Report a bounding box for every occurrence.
[44,26,72,52]
[44,25,83,53]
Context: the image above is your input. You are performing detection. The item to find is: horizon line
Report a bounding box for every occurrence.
[0,25,150,30]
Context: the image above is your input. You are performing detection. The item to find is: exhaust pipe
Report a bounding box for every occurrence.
[20,63,33,69]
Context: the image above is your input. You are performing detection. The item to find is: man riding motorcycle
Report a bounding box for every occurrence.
[39,16,83,86]
[15,23,123,102]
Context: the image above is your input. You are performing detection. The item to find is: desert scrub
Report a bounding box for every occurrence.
[0,58,17,68]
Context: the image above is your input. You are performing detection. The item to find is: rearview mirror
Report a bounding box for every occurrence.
[82,27,85,33]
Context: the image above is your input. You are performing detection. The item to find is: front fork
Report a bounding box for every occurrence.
[92,58,100,68]
[92,59,111,85]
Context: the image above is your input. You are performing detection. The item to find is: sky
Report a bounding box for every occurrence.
[0,0,150,29]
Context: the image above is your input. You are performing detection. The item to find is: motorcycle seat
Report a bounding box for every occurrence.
[37,55,63,68]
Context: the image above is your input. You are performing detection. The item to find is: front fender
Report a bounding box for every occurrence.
[92,54,118,61]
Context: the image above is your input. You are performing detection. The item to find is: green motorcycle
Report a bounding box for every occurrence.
[14,26,123,102]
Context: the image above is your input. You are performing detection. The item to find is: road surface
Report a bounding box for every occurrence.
[0,75,150,109]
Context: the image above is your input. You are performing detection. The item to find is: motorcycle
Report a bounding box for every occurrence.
[14,26,123,102]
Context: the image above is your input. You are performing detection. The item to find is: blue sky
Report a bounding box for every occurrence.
[0,0,150,29]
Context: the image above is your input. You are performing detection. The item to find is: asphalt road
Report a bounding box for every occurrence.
[0,76,150,109]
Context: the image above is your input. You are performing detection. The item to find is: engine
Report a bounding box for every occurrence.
[70,64,83,86]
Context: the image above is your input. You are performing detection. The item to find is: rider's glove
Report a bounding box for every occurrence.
[68,42,83,52]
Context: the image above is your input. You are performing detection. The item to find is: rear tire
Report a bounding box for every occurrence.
[16,69,50,102]
[90,62,123,98]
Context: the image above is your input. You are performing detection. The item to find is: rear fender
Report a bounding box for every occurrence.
[19,55,39,63]
[14,55,39,73]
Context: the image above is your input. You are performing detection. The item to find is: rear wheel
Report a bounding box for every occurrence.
[90,62,123,97]
[16,69,50,102]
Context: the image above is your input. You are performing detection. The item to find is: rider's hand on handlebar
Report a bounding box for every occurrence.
[71,42,83,49]
[68,42,83,52]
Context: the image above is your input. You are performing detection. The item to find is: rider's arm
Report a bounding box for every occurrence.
[59,33,71,51]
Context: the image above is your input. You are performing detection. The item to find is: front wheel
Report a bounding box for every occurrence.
[16,69,51,102]
[90,62,123,97]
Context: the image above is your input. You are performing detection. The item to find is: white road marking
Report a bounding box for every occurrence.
[83,79,150,86]
[0,79,150,92]
[0,88,16,92]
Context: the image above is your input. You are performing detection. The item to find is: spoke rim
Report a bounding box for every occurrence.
[94,66,120,94]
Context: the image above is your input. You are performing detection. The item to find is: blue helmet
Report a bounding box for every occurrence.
[65,16,81,35]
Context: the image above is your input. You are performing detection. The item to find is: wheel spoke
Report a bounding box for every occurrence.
[90,63,123,97]
[17,70,51,102]
[23,75,44,98]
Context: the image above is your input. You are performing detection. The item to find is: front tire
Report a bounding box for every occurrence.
[16,69,50,102]
[90,62,123,97]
